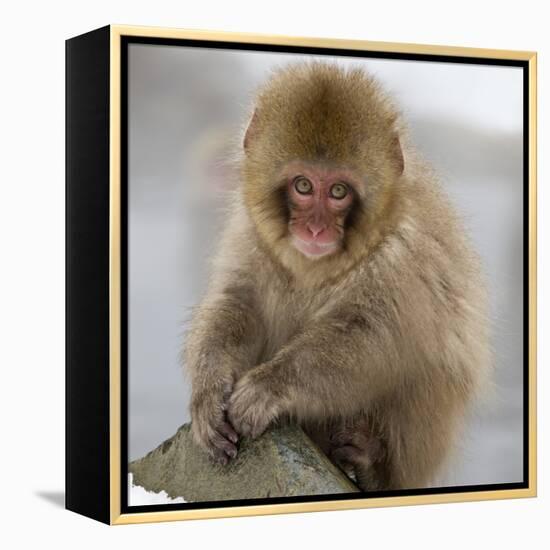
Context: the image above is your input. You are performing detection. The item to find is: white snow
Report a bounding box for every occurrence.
[128,473,186,505]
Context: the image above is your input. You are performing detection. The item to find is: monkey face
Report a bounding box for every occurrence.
[241,63,404,280]
[284,163,357,259]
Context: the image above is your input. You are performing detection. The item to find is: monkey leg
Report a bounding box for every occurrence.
[371,383,468,491]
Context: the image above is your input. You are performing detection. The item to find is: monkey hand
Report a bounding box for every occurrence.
[227,366,283,439]
[190,380,239,466]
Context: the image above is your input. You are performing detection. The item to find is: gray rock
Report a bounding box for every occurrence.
[129,423,359,502]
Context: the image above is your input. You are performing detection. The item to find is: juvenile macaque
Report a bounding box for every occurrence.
[184,63,490,491]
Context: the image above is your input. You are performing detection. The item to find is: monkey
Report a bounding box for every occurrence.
[183,62,491,491]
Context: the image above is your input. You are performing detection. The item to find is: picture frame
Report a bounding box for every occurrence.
[66,24,537,525]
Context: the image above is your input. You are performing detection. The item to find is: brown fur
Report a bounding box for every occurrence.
[184,62,490,490]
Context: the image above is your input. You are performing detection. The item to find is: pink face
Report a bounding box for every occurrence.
[285,165,356,259]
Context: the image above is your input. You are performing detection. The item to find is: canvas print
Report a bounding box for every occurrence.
[124,42,525,508]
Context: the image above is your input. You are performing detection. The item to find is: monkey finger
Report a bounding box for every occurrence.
[329,431,353,446]
[330,430,355,447]
[330,430,369,450]
[209,447,230,466]
[209,430,238,460]
[330,445,364,468]
[218,420,239,444]
[228,408,260,438]
[233,420,252,437]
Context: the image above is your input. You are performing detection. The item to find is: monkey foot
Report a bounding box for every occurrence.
[329,428,384,472]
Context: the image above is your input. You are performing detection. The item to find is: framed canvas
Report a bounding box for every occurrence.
[65,25,537,525]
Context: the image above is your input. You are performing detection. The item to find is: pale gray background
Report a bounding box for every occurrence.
[127,44,524,490]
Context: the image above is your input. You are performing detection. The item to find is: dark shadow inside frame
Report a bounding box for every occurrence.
[119,35,531,515]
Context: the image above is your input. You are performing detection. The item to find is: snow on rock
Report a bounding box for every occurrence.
[128,473,186,505]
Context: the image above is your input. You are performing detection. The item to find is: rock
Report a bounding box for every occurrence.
[129,424,359,502]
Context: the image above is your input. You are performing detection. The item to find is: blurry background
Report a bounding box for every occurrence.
[128,44,523,490]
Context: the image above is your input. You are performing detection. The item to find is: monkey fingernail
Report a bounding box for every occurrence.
[219,421,239,443]
[227,448,238,459]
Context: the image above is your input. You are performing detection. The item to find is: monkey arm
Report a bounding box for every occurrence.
[184,279,267,462]
[185,285,266,379]
[228,304,407,437]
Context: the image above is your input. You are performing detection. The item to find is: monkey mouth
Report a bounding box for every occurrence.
[291,235,339,259]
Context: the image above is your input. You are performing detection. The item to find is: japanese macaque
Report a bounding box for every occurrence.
[183,62,490,491]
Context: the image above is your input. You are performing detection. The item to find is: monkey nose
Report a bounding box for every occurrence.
[307,222,326,238]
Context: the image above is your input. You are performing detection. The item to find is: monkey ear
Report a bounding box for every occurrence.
[244,110,260,153]
[392,134,405,175]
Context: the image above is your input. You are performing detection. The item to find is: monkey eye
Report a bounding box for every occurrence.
[294,176,313,195]
[330,183,348,199]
